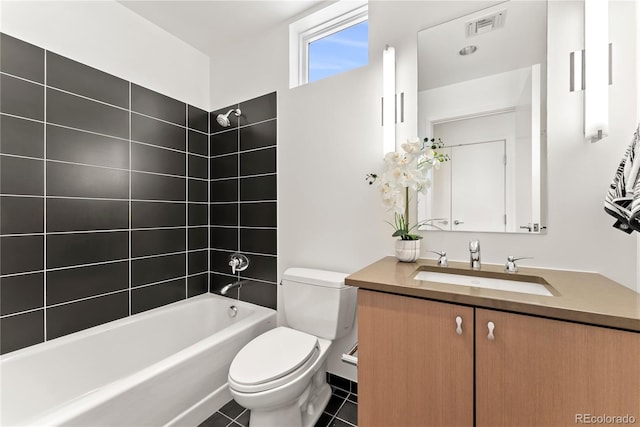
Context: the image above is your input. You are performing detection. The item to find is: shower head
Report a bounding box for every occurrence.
[216,108,241,127]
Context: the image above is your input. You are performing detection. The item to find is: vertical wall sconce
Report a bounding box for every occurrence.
[382,45,396,153]
[570,0,611,143]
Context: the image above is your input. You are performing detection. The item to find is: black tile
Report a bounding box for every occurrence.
[188,130,208,156]
[47,198,128,232]
[46,261,128,305]
[0,272,44,316]
[47,88,128,138]
[188,179,208,202]
[132,172,185,202]
[0,74,44,120]
[211,154,238,179]
[132,253,185,287]
[240,202,276,228]
[187,273,208,297]
[336,400,357,425]
[211,203,238,226]
[47,291,128,340]
[47,161,128,199]
[131,113,185,151]
[240,175,276,201]
[239,92,276,126]
[210,249,234,273]
[0,115,44,158]
[240,228,276,255]
[347,394,357,404]
[235,410,250,426]
[188,105,208,133]
[0,310,44,355]
[188,227,208,250]
[219,399,245,419]
[332,387,349,399]
[238,253,277,283]
[0,155,43,196]
[47,231,128,269]
[1,196,43,234]
[331,418,354,427]
[188,250,207,275]
[131,278,185,314]
[211,227,238,251]
[238,280,276,310]
[329,374,352,393]
[240,148,276,176]
[132,201,185,229]
[131,84,185,126]
[188,203,208,226]
[46,52,128,108]
[324,393,346,416]
[210,104,239,134]
[198,411,233,427]
[210,273,238,298]
[47,125,128,169]
[132,228,186,257]
[240,120,276,151]
[132,142,186,176]
[314,412,334,427]
[350,382,358,396]
[0,33,44,83]
[188,155,208,179]
[0,235,43,275]
[210,130,238,156]
[211,179,238,202]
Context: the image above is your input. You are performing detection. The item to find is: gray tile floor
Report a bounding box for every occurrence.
[198,385,358,427]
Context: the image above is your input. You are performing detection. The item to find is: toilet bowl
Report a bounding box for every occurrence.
[227,268,357,427]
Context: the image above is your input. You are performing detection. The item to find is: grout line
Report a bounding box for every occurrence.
[185,103,189,300]
[42,50,48,341]
[209,249,277,258]
[208,110,211,294]
[128,81,132,317]
[210,116,276,136]
[209,144,276,159]
[0,195,208,204]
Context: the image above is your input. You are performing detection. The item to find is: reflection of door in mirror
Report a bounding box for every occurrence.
[416,0,546,234]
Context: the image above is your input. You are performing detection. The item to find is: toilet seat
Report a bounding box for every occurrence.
[229,327,320,394]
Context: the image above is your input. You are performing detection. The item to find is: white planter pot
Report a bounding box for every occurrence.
[395,239,421,262]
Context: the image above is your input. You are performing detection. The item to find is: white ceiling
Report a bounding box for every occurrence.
[418,1,547,91]
[118,0,325,58]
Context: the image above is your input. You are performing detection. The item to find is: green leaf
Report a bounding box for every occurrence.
[392,229,408,237]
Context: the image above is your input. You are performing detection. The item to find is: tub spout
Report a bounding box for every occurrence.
[221,280,245,295]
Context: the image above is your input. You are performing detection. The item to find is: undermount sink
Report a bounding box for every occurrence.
[414,269,555,297]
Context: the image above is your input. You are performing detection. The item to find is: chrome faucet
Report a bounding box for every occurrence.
[469,240,481,270]
[221,280,245,295]
[228,254,249,275]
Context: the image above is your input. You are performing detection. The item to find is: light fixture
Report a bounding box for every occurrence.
[458,45,478,56]
[571,0,610,143]
[382,45,396,154]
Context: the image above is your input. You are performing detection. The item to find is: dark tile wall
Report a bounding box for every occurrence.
[0,33,209,354]
[209,93,277,310]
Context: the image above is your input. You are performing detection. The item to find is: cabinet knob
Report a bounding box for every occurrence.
[487,321,495,340]
[455,316,463,335]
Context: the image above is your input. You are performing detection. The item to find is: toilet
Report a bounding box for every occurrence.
[227,268,357,427]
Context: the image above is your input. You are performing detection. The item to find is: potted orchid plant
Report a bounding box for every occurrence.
[367,137,448,262]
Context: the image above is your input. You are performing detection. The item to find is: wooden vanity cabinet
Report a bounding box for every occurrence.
[358,289,640,427]
[475,308,640,427]
[358,289,474,427]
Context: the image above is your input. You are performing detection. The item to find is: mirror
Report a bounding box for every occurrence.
[417,1,547,233]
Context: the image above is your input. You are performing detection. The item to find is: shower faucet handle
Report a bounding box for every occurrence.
[228,254,249,274]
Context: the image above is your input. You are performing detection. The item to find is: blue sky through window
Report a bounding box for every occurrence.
[308,20,368,83]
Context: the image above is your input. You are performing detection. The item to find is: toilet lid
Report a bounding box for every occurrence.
[229,327,319,387]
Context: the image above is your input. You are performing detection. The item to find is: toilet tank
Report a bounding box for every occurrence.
[282,268,357,340]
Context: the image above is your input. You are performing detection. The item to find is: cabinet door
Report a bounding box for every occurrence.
[476,309,640,427]
[358,289,474,427]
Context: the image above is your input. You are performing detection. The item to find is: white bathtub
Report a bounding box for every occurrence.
[0,293,276,426]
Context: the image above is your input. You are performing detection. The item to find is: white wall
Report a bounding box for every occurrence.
[0,1,210,109]
[208,0,639,382]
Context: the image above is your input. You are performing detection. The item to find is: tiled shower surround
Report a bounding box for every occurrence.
[0,33,278,355]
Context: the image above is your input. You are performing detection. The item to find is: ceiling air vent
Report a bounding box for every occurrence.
[466,10,507,37]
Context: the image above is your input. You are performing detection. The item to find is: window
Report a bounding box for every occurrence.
[290,2,368,87]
